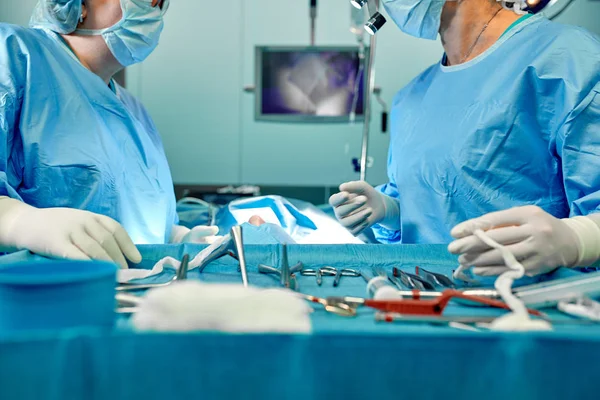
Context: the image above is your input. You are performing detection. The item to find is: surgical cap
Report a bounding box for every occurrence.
[29,0,83,34]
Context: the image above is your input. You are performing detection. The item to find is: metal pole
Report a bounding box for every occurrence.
[310,0,317,45]
[360,22,377,181]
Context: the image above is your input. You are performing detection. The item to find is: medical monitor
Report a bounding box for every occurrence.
[255,46,368,123]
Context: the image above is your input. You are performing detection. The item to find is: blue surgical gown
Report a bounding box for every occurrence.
[0,24,177,244]
[373,15,600,244]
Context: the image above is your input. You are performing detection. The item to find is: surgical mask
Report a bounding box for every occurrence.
[381,0,446,40]
[76,0,169,67]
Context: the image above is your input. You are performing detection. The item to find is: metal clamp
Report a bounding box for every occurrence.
[301,266,360,287]
[258,244,302,290]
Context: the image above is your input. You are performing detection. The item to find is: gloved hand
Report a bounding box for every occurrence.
[448,206,581,277]
[0,199,141,269]
[170,225,221,244]
[328,181,400,236]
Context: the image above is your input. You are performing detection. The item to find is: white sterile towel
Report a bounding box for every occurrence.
[117,235,230,283]
[131,281,312,334]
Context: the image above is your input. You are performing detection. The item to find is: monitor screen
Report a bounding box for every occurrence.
[255,46,368,123]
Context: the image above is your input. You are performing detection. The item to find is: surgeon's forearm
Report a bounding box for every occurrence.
[562,214,600,267]
[0,196,34,252]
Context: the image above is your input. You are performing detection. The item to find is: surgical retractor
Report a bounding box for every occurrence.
[197,225,249,287]
[230,225,248,287]
[258,244,303,290]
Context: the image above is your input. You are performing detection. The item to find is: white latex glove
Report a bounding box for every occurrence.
[448,206,581,277]
[0,198,141,269]
[328,181,400,236]
[170,225,221,244]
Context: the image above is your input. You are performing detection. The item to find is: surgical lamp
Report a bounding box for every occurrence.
[351,0,387,35]
[365,12,387,35]
[350,0,368,8]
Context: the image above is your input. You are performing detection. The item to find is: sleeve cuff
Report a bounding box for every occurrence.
[371,224,402,244]
[380,194,401,231]
[169,224,190,244]
[562,215,600,267]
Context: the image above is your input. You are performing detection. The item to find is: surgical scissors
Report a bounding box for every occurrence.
[303,294,356,317]
[117,254,190,292]
[300,266,361,287]
[115,293,143,314]
[393,267,435,291]
[415,266,456,289]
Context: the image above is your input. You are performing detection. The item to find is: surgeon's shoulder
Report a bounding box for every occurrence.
[537,19,600,58]
[392,64,438,106]
[0,23,49,51]
[0,24,55,70]
[0,23,28,39]
[0,24,49,85]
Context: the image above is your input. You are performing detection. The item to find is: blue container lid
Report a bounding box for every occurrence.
[0,260,117,285]
[0,260,118,334]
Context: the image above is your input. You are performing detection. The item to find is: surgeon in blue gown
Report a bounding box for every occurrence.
[0,0,217,268]
[331,0,600,276]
